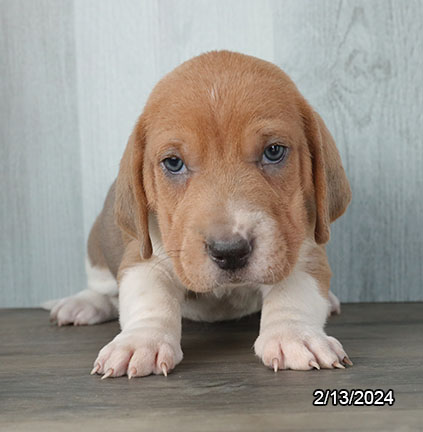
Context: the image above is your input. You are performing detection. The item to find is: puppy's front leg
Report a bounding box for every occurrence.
[93,251,183,379]
[254,270,352,371]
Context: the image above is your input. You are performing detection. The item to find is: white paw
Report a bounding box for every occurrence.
[254,324,352,371]
[328,291,341,315]
[46,290,118,326]
[92,329,183,378]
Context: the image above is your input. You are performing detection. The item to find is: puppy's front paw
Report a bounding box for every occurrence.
[47,291,117,326]
[254,324,352,371]
[92,329,183,378]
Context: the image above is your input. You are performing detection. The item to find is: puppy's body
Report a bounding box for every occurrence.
[47,51,351,377]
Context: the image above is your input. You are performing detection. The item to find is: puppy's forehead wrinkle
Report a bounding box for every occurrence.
[208,83,219,104]
[145,55,302,150]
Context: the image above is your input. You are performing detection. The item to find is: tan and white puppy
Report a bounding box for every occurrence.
[46,51,352,378]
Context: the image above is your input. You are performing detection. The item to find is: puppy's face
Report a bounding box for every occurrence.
[118,52,351,292]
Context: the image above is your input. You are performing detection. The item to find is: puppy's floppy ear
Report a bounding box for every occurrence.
[302,103,352,244]
[114,117,153,259]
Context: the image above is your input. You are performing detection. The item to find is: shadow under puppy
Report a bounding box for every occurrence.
[45,51,352,378]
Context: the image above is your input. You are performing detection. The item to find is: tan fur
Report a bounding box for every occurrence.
[87,182,124,277]
[88,50,351,295]
[116,239,144,282]
[300,240,332,299]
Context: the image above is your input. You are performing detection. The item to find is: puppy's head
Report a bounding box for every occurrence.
[115,51,351,292]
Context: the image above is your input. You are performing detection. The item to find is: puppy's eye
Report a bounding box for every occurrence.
[262,144,288,164]
[162,156,186,174]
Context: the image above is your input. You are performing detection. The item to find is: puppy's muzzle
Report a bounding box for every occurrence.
[206,235,252,271]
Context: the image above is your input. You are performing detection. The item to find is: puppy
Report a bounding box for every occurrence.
[46,51,352,378]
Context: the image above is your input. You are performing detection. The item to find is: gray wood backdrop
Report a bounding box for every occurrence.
[1,0,422,307]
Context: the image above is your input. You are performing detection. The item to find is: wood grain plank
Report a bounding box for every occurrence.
[0,304,422,431]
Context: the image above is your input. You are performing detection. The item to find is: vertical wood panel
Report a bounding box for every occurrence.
[0,0,85,306]
[1,0,422,305]
[74,0,160,241]
[272,0,423,301]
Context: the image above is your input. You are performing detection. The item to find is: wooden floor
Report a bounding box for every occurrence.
[1,304,422,431]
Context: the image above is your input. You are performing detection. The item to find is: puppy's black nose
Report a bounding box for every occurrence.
[206,235,252,270]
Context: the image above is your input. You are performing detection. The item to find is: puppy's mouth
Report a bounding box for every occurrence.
[184,265,281,293]
[214,267,250,285]
[172,213,290,292]
[214,264,282,287]
[176,246,286,293]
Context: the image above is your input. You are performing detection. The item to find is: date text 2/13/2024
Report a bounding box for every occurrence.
[313,389,395,406]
